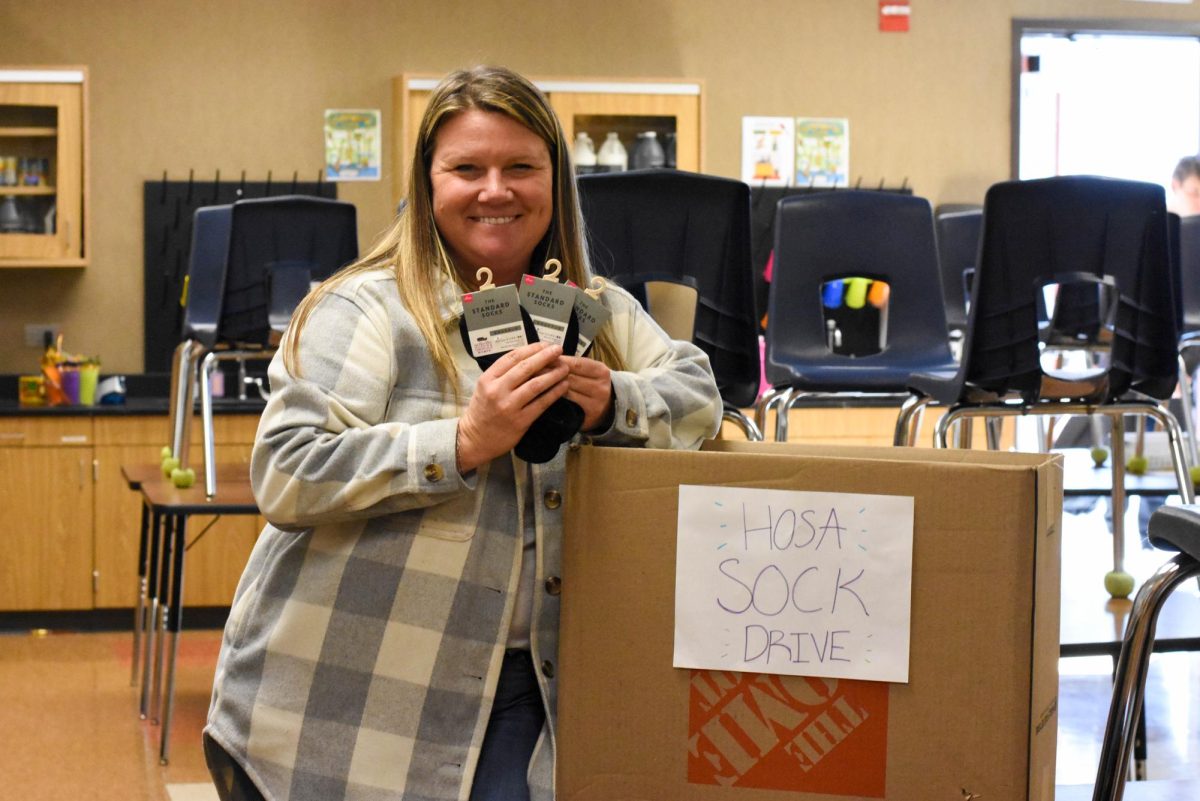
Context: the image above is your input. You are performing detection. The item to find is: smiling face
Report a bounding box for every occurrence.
[430,109,554,286]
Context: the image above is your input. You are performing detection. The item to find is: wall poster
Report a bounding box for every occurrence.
[741,116,795,186]
[795,117,850,188]
[324,109,381,181]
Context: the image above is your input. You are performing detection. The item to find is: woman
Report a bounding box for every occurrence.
[204,65,722,801]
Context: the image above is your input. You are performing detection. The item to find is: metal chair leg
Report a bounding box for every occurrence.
[1140,402,1196,504]
[201,351,220,498]
[1111,413,1127,576]
[779,390,806,442]
[722,406,763,442]
[892,392,930,447]
[754,387,788,439]
[1093,554,1200,801]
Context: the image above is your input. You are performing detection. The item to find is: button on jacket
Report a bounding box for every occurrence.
[204,267,722,800]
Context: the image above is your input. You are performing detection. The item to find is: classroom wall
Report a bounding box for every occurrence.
[2,0,1199,374]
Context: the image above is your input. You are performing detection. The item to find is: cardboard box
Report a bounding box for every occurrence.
[560,441,1062,801]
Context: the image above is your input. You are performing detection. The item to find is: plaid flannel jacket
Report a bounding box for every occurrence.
[204,267,722,800]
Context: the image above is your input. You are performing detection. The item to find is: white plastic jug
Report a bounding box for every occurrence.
[597,132,627,173]
[573,132,597,174]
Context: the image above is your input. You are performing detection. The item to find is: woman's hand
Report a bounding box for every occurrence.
[456,342,570,473]
[562,355,615,432]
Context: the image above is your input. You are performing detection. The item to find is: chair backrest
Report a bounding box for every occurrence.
[219,195,359,346]
[181,204,232,349]
[1178,214,1200,333]
[765,190,954,390]
[643,278,699,341]
[933,207,982,331]
[577,170,760,408]
[962,176,1177,402]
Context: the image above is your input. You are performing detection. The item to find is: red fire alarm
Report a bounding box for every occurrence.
[879,0,910,32]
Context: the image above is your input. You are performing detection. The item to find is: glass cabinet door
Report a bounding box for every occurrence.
[0,77,84,265]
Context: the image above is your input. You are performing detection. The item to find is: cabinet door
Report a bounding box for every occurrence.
[549,91,702,173]
[0,445,93,610]
[93,418,264,609]
[0,81,84,264]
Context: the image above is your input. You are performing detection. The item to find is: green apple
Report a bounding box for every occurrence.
[1126,455,1149,476]
[161,456,180,477]
[1104,570,1136,599]
[170,467,196,488]
[1090,447,1108,467]
[160,445,172,460]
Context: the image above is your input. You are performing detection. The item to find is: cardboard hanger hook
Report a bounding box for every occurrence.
[476,267,495,290]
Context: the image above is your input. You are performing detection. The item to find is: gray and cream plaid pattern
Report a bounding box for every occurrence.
[205,268,722,800]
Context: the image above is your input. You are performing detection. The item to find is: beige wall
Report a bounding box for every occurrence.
[2,0,1199,373]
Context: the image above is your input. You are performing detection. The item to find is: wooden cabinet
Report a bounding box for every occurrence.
[92,415,263,609]
[0,412,261,612]
[0,417,93,610]
[0,67,88,267]
[392,74,704,209]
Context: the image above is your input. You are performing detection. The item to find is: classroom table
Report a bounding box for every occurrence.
[123,462,258,765]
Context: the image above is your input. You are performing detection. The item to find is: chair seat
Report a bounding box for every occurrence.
[769,355,960,394]
[1147,505,1200,559]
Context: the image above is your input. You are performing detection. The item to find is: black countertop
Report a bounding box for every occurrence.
[0,373,266,417]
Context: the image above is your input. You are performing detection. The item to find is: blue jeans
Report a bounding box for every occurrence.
[469,649,546,801]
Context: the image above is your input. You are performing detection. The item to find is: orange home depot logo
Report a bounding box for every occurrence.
[688,670,888,796]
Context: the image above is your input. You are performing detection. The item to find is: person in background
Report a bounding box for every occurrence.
[1170,154,1200,216]
[202,65,722,801]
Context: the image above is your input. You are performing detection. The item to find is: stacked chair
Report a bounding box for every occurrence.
[755,190,958,443]
[933,205,983,344]
[175,195,358,497]
[906,176,1195,578]
[1174,214,1200,462]
[577,170,763,439]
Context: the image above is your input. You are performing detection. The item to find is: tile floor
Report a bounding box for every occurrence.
[0,499,1197,799]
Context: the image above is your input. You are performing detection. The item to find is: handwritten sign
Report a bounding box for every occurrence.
[673,485,914,683]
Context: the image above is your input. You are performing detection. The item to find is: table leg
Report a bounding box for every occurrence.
[150,513,175,725]
[139,508,163,719]
[160,512,188,765]
[131,500,150,687]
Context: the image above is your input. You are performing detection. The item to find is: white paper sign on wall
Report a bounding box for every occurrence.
[673,485,914,684]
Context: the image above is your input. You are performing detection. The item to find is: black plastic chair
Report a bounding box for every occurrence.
[908,176,1195,576]
[755,190,958,442]
[1174,215,1200,460]
[1093,503,1200,801]
[167,204,232,465]
[199,195,358,496]
[577,171,763,439]
[219,195,358,346]
[934,206,982,335]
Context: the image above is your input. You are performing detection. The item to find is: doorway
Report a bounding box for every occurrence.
[1013,20,1200,195]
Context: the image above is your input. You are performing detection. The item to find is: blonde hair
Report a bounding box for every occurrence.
[283,65,625,391]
